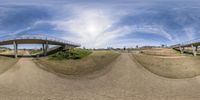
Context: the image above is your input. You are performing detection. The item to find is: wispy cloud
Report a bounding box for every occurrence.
[0,0,200,48]
[184,27,196,40]
[130,25,173,41]
[51,7,175,48]
[52,8,132,48]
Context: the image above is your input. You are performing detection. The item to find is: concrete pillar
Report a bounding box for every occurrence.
[183,47,185,52]
[192,45,197,56]
[13,41,18,58]
[16,44,18,54]
[196,46,198,56]
[196,46,198,51]
[44,41,48,56]
[42,44,45,56]
[179,46,184,54]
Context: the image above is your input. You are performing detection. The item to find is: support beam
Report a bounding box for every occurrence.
[16,44,18,54]
[42,44,45,56]
[196,46,198,51]
[179,46,184,54]
[192,45,197,56]
[44,41,48,56]
[182,47,185,53]
[13,41,18,58]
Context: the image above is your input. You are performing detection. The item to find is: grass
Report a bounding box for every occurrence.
[35,51,120,76]
[50,48,92,60]
[133,53,200,78]
[0,56,18,74]
[29,49,42,55]
[141,48,180,56]
[0,50,6,53]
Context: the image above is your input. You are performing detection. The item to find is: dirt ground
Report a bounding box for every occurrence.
[1,52,200,99]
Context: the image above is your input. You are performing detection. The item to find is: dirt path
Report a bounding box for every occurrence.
[1,53,200,100]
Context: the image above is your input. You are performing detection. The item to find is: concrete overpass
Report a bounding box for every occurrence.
[0,34,80,58]
[171,38,200,56]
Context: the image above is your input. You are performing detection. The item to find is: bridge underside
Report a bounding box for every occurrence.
[179,42,200,47]
[171,38,200,56]
[0,39,75,46]
[0,39,80,58]
[173,44,199,56]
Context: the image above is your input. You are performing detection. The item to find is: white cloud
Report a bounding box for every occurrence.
[130,25,173,41]
[184,27,196,40]
[52,8,131,48]
[45,4,183,48]
[52,7,174,48]
[12,27,31,34]
[109,38,162,48]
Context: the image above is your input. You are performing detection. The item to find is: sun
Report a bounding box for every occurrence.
[87,25,97,34]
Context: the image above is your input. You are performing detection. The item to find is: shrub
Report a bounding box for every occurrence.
[50,48,92,60]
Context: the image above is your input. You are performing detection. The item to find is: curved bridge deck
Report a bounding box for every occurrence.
[0,34,80,58]
[0,34,80,46]
[171,38,200,56]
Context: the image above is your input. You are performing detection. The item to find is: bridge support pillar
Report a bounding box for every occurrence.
[196,46,198,52]
[179,46,184,54]
[44,41,48,56]
[192,45,197,56]
[13,41,18,58]
[42,44,45,56]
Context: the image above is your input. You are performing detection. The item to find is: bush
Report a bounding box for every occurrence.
[50,48,92,60]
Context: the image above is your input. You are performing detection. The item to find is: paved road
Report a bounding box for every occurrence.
[0,53,200,100]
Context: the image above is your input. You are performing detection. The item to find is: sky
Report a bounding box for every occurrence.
[0,0,200,48]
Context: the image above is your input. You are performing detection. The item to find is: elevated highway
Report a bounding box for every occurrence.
[0,34,80,58]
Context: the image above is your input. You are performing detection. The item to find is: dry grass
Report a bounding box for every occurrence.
[35,51,120,76]
[141,48,180,56]
[0,56,18,74]
[133,49,200,78]
[0,50,27,55]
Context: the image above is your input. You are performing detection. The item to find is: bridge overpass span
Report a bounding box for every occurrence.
[171,38,200,56]
[0,34,80,58]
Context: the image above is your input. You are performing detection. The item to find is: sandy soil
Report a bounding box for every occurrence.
[1,53,200,99]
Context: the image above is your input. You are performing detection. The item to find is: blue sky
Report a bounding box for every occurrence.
[0,0,200,48]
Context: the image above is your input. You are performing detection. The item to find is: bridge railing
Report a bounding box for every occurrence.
[0,34,81,47]
[171,38,200,48]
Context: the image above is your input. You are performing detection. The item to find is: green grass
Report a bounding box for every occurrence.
[50,48,92,60]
